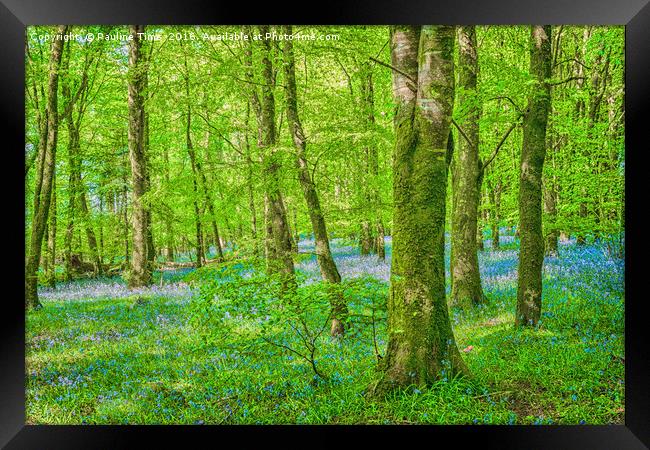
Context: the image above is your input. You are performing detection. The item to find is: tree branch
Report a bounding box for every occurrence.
[194,110,246,158]
[480,118,520,174]
[553,57,591,70]
[368,56,416,87]
[451,118,475,148]
[487,96,524,114]
[549,76,586,86]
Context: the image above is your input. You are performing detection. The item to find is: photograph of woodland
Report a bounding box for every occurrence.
[25,25,625,425]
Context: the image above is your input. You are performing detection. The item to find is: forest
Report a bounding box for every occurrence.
[25,25,625,424]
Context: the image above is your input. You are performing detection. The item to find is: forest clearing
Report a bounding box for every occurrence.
[25,25,624,425]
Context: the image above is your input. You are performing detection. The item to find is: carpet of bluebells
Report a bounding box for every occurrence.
[26,229,625,425]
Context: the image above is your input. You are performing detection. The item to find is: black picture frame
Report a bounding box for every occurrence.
[2,0,648,448]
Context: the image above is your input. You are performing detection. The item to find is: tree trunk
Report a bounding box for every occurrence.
[198,137,224,261]
[182,67,205,268]
[98,193,104,267]
[516,25,552,327]
[258,25,295,290]
[360,221,373,255]
[127,25,152,288]
[544,28,562,256]
[63,159,75,281]
[25,24,67,310]
[45,174,57,288]
[285,202,298,255]
[293,207,300,249]
[244,101,259,257]
[450,26,485,309]
[374,26,469,394]
[122,172,130,266]
[543,178,559,256]
[488,175,501,250]
[162,145,175,261]
[281,25,348,336]
[247,161,258,257]
[376,219,386,260]
[78,185,101,275]
[264,194,276,268]
[144,110,155,271]
[362,65,386,261]
[543,131,559,258]
[62,75,101,279]
[217,189,234,251]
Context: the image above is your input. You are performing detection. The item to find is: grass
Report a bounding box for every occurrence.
[26,231,624,425]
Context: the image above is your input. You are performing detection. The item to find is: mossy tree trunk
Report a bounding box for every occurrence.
[25,24,67,310]
[181,55,205,269]
[282,25,348,336]
[543,30,562,257]
[360,221,373,255]
[258,26,295,290]
[450,26,485,309]
[516,25,552,327]
[374,26,469,394]
[127,25,152,288]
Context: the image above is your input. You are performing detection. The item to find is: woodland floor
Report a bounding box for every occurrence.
[26,230,625,425]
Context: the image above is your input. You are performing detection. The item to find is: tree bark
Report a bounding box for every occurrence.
[78,183,102,275]
[25,24,67,310]
[487,173,501,250]
[281,25,348,336]
[362,65,386,261]
[162,144,175,261]
[450,26,485,309]
[244,101,259,257]
[44,174,57,288]
[122,164,130,266]
[360,221,373,255]
[374,26,469,394]
[127,25,152,287]
[182,61,205,268]
[264,194,276,268]
[197,135,224,260]
[543,26,562,256]
[143,110,155,271]
[258,25,295,290]
[516,25,552,327]
[543,177,559,256]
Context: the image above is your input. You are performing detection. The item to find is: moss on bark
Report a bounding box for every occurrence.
[373,26,469,395]
[450,26,486,309]
[516,26,552,327]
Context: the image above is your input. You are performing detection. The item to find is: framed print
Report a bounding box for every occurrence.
[2,0,649,447]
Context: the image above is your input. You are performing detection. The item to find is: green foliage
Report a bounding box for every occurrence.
[26,238,624,423]
[25,24,625,425]
[186,260,339,380]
